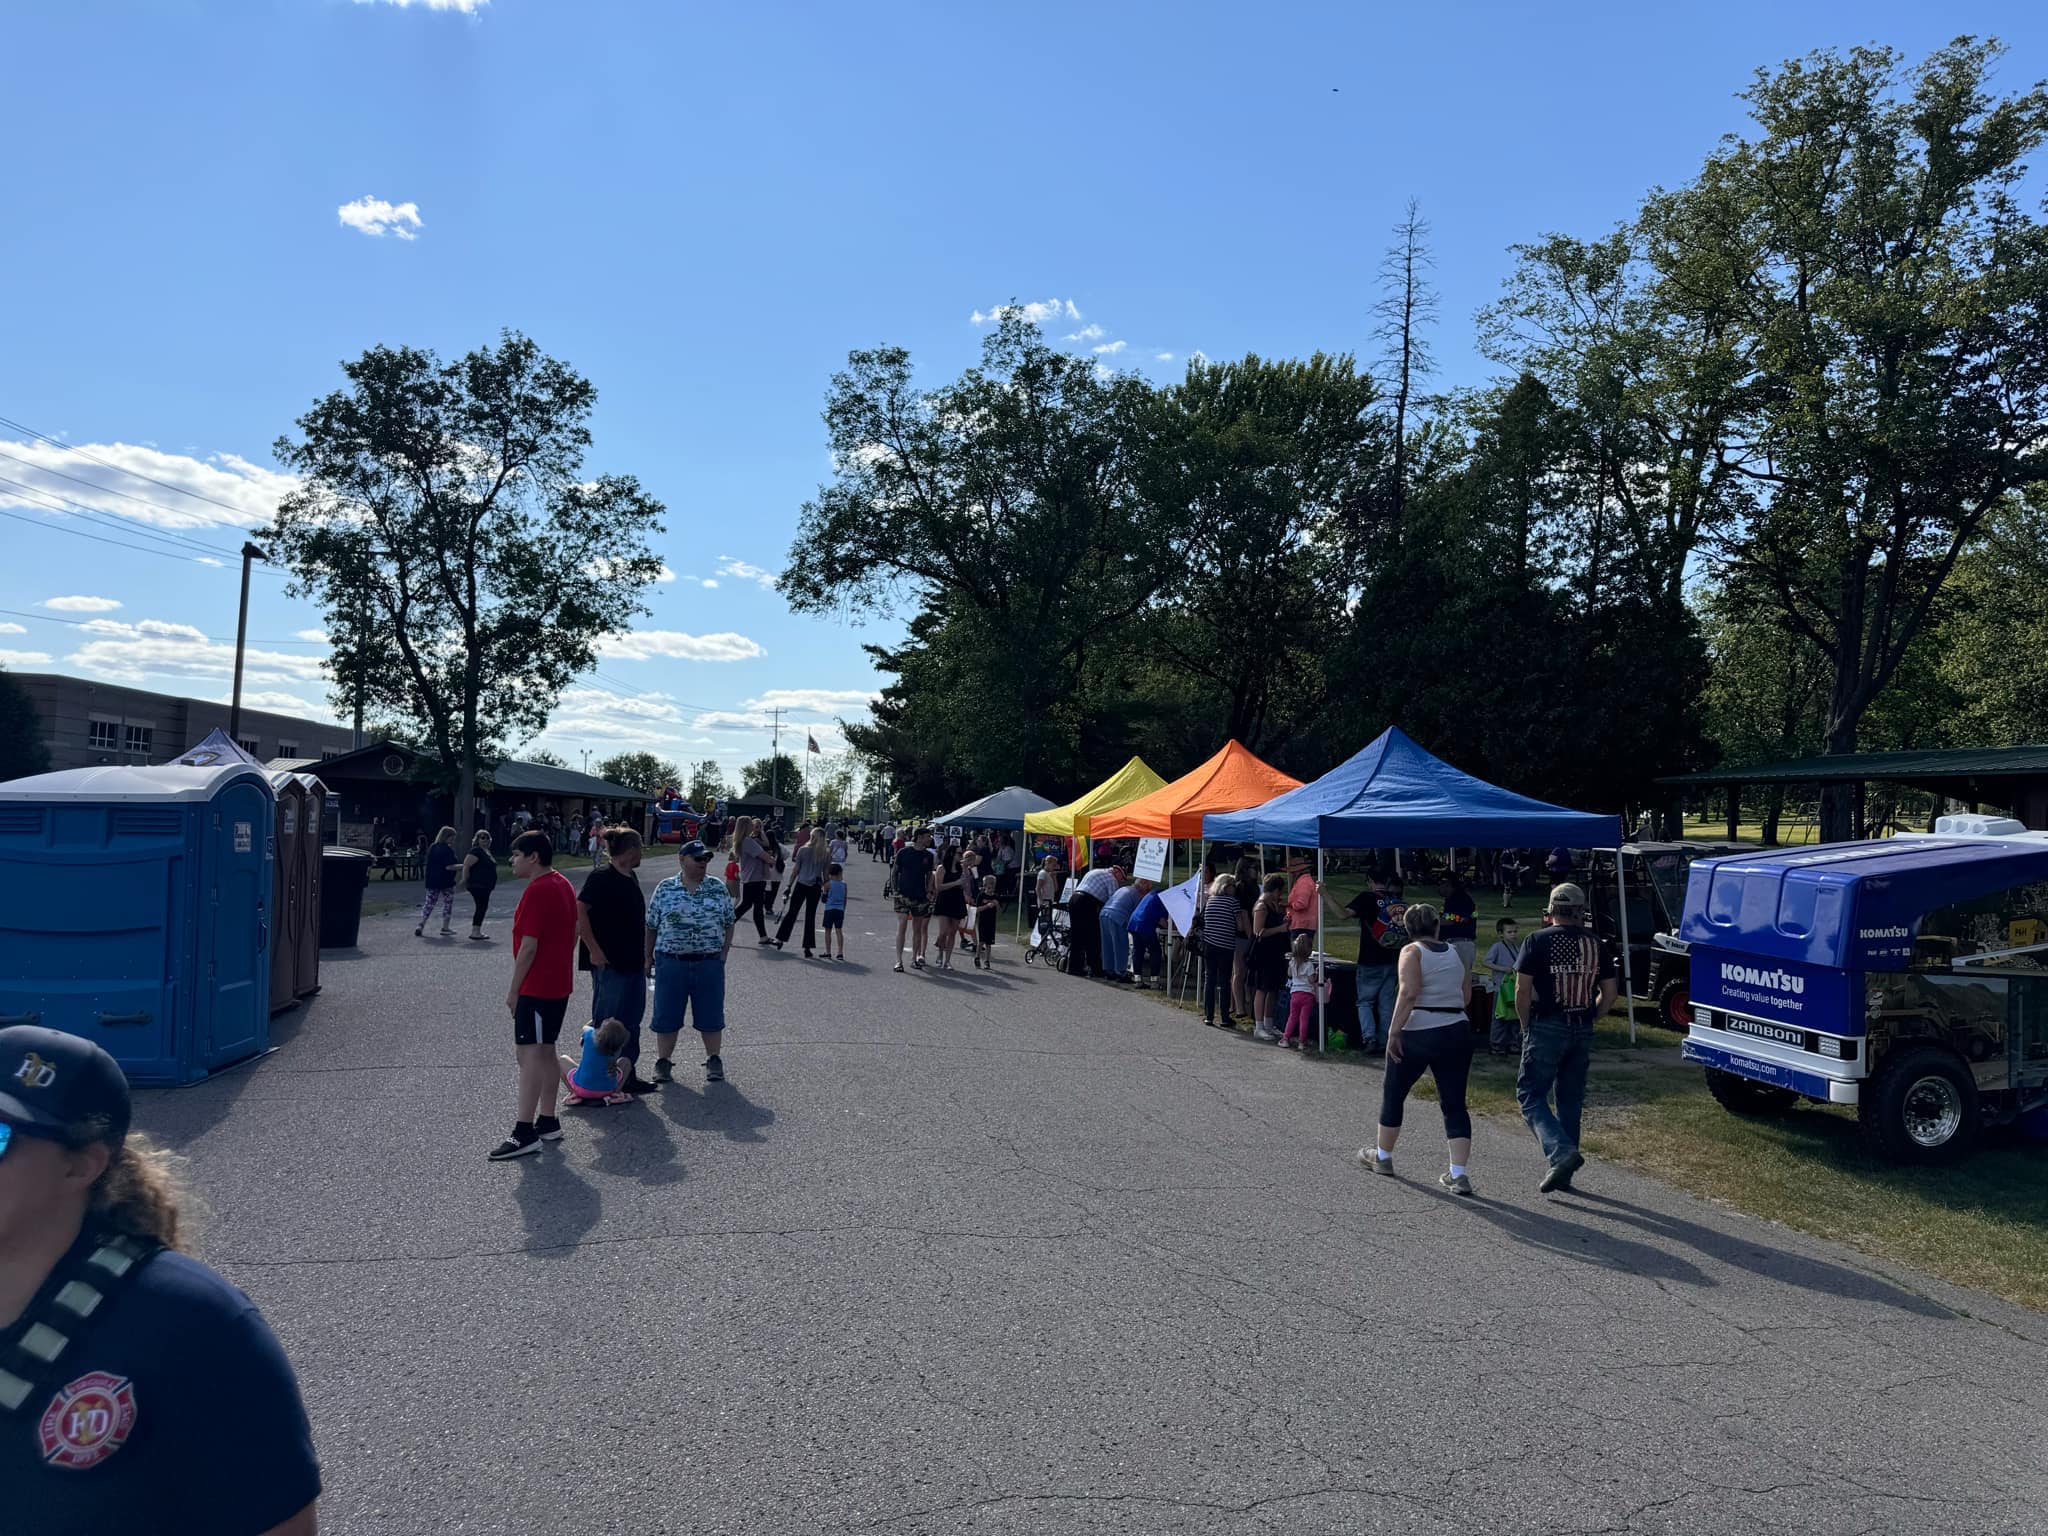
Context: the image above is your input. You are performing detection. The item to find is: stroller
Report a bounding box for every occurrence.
[1024,900,1073,970]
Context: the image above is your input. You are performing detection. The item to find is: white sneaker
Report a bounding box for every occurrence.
[1252,1024,1280,1043]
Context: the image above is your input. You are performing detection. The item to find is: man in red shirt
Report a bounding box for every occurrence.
[492,829,582,1160]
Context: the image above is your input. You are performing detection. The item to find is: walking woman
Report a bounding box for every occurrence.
[1251,873,1291,1042]
[416,825,459,938]
[461,829,498,940]
[1359,902,1477,1195]
[932,843,968,970]
[1,1027,323,1531]
[774,827,831,957]
[732,818,776,944]
[1201,873,1248,1028]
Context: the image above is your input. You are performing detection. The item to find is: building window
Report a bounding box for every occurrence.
[277,742,299,759]
[89,719,119,751]
[124,724,154,755]
[321,748,343,760]
[237,737,260,758]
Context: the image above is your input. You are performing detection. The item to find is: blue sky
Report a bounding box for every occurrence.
[3,0,2041,786]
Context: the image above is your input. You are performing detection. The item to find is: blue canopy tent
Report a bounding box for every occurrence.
[1205,727,1628,1051]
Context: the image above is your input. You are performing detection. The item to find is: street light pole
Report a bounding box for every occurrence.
[229,541,264,743]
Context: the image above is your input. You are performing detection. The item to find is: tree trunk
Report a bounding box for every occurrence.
[1818,708,1860,842]
[1760,785,1783,847]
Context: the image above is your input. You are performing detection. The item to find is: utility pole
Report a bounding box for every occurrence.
[770,707,782,804]
[229,541,264,744]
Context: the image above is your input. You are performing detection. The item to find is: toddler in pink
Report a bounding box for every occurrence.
[1283,934,1324,1049]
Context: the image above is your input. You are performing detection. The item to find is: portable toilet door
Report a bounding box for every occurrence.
[268,772,308,1010]
[295,774,325,997]
[0,762,274,1085]
[198,772,277,1069]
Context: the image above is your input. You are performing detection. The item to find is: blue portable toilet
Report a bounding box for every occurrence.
[0,760,276,1085]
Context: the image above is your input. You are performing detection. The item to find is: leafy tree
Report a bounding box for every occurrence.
[1653,40,2048,838]
[263,332,667,833]
[0,668,50,784]
[597,751,680,794]
[524,748,569,768]
[685,758,731,807]
[741,753,803,801]
[784,315,1183,794]
[1935,491,2048,747]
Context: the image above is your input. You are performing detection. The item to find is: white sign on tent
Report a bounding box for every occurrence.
[1132,837,1168,882]
[1157,872,1202,937]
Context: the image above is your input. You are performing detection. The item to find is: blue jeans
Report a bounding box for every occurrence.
[1131,928,1163,980]
[589,967,647,1067]
[1099,914,1131,977]
[1517,1009,1595,1165]
[1354,964,1399,1049]
[651,951,726,1037]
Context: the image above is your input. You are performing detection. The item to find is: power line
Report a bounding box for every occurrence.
[0,445,256,543]
[0,474,249,562]
[0,412,261,520]
[0,501,245,567]
[0,606,326,646]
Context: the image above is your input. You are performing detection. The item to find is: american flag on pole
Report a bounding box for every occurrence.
[807,734,820,754]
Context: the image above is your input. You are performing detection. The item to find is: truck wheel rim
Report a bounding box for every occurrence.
[1902,1076,1963,1148]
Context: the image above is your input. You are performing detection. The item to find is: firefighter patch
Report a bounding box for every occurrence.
[37,1371,137,1469]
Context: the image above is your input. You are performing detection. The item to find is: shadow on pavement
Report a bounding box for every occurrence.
[1454,1197,1716,1288]
[512,1154,601,1256]
[1559,1189,1957,1318]
[580,1100,687,1188]
[659,1082,776,1144]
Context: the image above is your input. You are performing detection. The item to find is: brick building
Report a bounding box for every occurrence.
[11,672,357,774]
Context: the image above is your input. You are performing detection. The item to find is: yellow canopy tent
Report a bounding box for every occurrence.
[1022,755,1165,864]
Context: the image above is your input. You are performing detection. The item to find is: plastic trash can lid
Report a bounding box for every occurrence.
[321,846,375,862]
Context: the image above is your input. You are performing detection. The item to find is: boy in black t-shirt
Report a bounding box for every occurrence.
[577,828,654,1093]
[1514,882,1617,1193]
[1343,874,1404,1053]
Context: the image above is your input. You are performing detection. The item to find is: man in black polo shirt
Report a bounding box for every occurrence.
[577,826,655,1093]
[1515,882,1618,1192]
[1344,872,1405,1054]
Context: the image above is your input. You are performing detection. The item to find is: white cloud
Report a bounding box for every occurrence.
[655,564,678,583]
[1188,350,1208,367]
[0,650,52,667]
[700,579,719,589]
[0,622,24,634]
[0,439,296,532]
[1092,340,1127,356]
[970,298,1081,327]
[1154,351,1175,362]
[598,629,764,663]
[211,690,328,718]
[41,595,122,613]
[714,556,778,591]
[742,688,877,716]
[352,0,486,8]
[194,556,225,567]
[294,628,331,643]
[67,617,329,686]
[692,710,774,732]
[337,196,423,241]
[1065,323,1105,342]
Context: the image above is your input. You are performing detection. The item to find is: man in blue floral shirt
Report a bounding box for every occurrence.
[643,840,737,1083]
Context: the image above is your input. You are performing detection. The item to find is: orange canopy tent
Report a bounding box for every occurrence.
[1087,740,1303,841]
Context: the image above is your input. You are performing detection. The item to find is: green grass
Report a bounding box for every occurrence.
[1147,978,2048,1311]
[1680,818,1822,846]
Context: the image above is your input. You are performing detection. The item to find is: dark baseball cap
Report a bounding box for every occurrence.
[677,839,712,861]
[0,1026,132,1145]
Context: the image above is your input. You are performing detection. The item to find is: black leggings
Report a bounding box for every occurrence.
[777,881,822,948]
[1202,940,1236,1021]
[733,880,772,937]
[469,890,491,927]
[1380,1023,1474,1139]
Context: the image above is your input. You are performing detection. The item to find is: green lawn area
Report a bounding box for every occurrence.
[1680,817,1822,846]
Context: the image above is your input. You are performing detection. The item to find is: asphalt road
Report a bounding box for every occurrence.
[136,861,2048,1535]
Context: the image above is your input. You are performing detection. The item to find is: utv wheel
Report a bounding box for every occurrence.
[1657,975,1693,1032]
[1859,1046,1979,1165]
[1705,1068,1797,1117]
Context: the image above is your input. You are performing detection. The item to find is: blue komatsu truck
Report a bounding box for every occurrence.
[1672,816,2048,1164]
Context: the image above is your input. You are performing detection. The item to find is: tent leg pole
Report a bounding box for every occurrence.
[1616,847,1636,1044]
[1317,849,1325,1054]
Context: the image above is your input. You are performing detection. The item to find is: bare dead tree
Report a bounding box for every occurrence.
[1373,197,1438,522]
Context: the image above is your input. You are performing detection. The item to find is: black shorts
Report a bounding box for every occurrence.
[513,994,570,1047]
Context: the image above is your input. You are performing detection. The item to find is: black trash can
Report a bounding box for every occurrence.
[319,847,375,948]
[1321,958,1358,1046]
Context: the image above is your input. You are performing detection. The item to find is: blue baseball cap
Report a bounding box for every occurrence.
[677,839,712,861]
[0,1026,133,1145]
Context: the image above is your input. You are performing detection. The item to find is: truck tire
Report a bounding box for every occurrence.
[1705,1067,1797,1117]
[1656,974,1693,1033]
[1859,1046,1979,1165]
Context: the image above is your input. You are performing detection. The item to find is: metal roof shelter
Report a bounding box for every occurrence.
[1661,744,2048,831]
